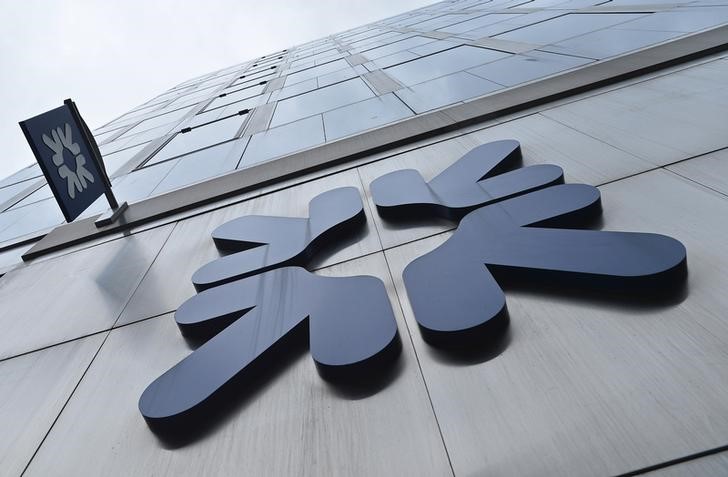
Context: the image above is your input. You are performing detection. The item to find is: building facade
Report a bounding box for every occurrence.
[1,0,728,475]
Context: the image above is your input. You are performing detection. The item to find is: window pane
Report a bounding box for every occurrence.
[277,78,318,101]
[119,105,195,136]
[386,45,510,86]
[146,114,247,165]
[395,71,501,113]
[317,67,358,88]
[84,159,179,215]
[284,59,349,87]
[438,13,520,34]
[240,115,325,167]
[0,165,42,189]
[102,143,148,176]
[202,93,267,116]
[495,13,645,45]
[208,85,267,110]
[0,199,64,244]
[544,28,680,59]
[152,140,243,195]
[457,11,565,39]
[0,180,38,210]
[468,50,592,86]
[409,39,465,57]
[361,36,434,60]
[270,78,374,128]
[7,184,52,210]
[373,51,419,69]
[323,94,413,141]
[612,6,728,32]
[229,72,276,89]
[112,124,173,150]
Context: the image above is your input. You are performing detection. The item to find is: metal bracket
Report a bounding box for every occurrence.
[95,201,129,228]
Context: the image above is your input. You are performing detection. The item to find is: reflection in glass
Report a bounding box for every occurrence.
[0,165,42,189]
[146,114,247,166]
[544,28,680,60]
[284,59,349,87]
[323,93,414,141]
[0,199,65,244]
[438,13,520,34]
[7,184,53,210]
[386,45,510,86]
[277,78,318,101]
[208,85,267,110]
[495,13,643,45]
[469,50,592,86]
[362,36,434,60]
[614,6,728,33]
[395,71,502,113]
[1,180,41,210]
[152,140,244,195]
[240,115,325,167]
[270,78,374,128]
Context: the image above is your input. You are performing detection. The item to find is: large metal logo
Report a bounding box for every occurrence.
[139,140,687,436]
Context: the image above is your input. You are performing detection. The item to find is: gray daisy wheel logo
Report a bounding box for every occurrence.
[42,123,95,199]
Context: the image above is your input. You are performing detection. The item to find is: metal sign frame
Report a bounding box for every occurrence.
[19,99,125,225]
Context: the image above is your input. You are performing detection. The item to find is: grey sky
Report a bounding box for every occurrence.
[0,0,431,180]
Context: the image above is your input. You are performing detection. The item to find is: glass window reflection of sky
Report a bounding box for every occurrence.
[386,45,510,86]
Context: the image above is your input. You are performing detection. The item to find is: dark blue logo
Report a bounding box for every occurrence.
[139,187,400,435]
[372,140,686,347]
[139,140,687,439]
[20,100,109,222]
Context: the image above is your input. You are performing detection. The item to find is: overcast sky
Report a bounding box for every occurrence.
[0,0,431,180]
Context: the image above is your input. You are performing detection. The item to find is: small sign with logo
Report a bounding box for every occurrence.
[19,99,122,223]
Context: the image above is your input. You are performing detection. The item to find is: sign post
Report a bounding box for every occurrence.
[19,99,127,228]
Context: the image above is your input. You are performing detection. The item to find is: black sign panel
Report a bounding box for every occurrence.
[19,101,110,222]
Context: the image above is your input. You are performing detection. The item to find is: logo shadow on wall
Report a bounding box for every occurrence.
[139,140,687,446]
